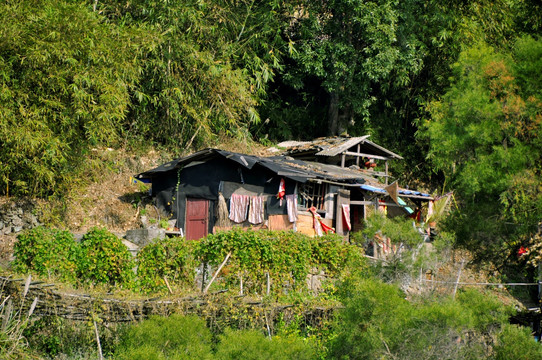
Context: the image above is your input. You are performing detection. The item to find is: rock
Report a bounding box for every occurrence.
[125,228,165,247]
[12,217,23,227]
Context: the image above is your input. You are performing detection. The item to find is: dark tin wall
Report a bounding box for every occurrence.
[153,156,296,232]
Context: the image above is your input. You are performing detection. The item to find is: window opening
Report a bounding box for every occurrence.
[298,182,327,211]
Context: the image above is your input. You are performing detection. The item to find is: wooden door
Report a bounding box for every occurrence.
[185,198,209,240]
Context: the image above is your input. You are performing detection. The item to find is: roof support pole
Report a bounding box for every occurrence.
[385,161,389,185]
[356,144,360,167]
[341,153,346,168]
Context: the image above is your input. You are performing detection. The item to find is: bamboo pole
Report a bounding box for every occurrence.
[93,320,103,360]
[452,259,465,300]
[203,252,231,294]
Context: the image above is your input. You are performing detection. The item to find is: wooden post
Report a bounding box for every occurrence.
[240,274,244,296]
[341,153,346,168]
[385,161,389,185]
[163,276,173,294]
[93,320,103,360]
[538,263,541,304]
[452,259,465,300]
[203,252,231,294]
[266,272,270,296]
[356,144,360,167]
[200,263,207,292]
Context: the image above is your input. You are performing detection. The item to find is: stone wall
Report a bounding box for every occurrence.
[0,200,42,235]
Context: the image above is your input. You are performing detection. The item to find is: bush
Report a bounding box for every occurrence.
[493,324,542,360]
[13,226,79,282]
[136,237,197,293]
[76,227,134,286]
[193,229,365,295]
[215,328,316,360]
[115,315,213,360]
[330,277,516,360]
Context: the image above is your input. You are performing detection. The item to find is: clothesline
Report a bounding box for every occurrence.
[422,279,540,286]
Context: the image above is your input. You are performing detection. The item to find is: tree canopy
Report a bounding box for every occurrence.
[0,0,541,273]
[420,36,542,266]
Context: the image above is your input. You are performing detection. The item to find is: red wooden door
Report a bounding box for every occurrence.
[185,198,209,240]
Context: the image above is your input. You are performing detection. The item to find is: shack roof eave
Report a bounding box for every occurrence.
[136,148,374,185]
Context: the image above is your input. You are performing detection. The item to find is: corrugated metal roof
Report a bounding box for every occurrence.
[136,148,372,186]
[271,136,403,159]
[315,136,370,156]
[360,184,433,200]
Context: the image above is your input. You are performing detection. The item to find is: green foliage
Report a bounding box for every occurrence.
[13,227,79,282]
[76,227,135,286]
[194,229,365,295]
[115,314,316,360]
[115,315,213,360]
[97,0,290,151]
[331,277,515,360]
[0,286,39,359]
[419,37,542,267]
[23,316,115,359]
[136,237,197,293]
[362,212,422,248]
[215,328,316,360]
[493,324,542,360]
[0,0,150,197]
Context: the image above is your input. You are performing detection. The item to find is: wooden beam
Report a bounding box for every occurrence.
[341,153,346,167]
[350,200,374,206]
[350,200,406,207]
[344,151,389,161]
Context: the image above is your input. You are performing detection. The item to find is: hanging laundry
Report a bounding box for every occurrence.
[248,196,265,224]
[277,178,286,206]
[426,200,434,222]
[286,194,298,223]
[229,194,250,223]
[378,199,387,215]
[309,206,334,236]
[341,204,351,231]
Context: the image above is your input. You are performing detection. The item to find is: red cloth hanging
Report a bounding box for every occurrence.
[342,204,351,231]
[277,178,285,205]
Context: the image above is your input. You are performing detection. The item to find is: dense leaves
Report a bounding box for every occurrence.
[0,0,150,196]
[77,227,135,285]
[195,229,366,295]
[12,227,79,282]
[420,37,542,267]
[136,237,197,292]
[330,278,535,360]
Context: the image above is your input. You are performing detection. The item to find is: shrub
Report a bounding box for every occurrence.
[330,278,514,360]
[76,227,134,286]
[193,229,364,295]
[493,324,542,360]
[13,226,79,282]
[136,237,197,293]
[215,328,316,360]
[115,315,213,360]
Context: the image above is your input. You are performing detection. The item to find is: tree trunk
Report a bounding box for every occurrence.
[328,91,339,135]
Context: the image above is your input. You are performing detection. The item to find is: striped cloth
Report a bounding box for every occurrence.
[286,194,298,223]
[229,194,250,223]
[248,196,265,224]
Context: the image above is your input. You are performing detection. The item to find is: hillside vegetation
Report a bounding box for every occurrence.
[1,0,542,358]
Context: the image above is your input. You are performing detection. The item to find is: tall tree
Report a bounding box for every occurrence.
[98,0,291,150]
[419,37,542,268]
[0,0,150,196]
